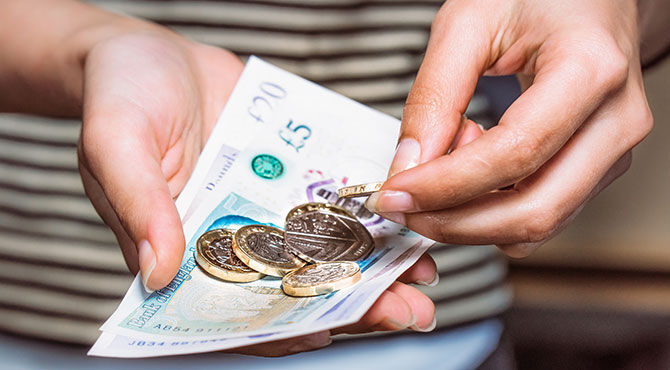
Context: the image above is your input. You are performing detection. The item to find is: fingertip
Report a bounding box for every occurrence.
[379,313,417,331]
[388,137,421,178]
[452,119,484,150]
[398,253,437,285]
[336,287,415,334]
[137,240,156,293]
[415,271,439,287]
[410,316,437,333]
[387,283,435,331]
[366,190,416,213]
[286,331,332,355]
[142,195,185,290]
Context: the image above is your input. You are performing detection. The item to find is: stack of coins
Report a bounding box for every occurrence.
[195,202,374,297]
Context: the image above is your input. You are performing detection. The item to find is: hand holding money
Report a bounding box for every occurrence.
[79,31,244,289]
[83,50,437,356]
[365,0,652,257]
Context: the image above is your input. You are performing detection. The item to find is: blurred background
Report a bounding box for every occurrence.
[505,56,670,369]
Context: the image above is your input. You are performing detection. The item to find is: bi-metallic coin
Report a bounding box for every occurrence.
[337,181,384,198]
[284,203,374,263]
[282,261,361,297]
[232,225,306,277]
[195,229,264,283]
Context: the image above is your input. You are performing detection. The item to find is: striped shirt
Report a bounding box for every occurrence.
[0,0,510,344]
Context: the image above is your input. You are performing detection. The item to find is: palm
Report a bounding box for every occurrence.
[79,33,241,272]
[85,33,242,200]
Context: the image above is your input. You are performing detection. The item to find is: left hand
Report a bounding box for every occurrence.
[77,30,437,357]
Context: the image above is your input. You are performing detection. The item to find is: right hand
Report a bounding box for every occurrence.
[368,0,653,257]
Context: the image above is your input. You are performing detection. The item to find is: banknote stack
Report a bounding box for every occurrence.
[88,57,434,358]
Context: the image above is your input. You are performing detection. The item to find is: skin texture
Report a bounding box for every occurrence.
[367,0,654,257]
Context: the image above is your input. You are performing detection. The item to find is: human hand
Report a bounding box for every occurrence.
[77,31,437,355]
[366,0,653,257]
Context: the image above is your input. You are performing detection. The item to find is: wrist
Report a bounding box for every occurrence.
[0,0,173,116]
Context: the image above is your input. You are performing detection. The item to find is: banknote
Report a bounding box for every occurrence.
[176,57,397,223]
[89,57,434,356]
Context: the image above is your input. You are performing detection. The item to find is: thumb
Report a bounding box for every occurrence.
[389,2,494,176]
[81,108,185,292]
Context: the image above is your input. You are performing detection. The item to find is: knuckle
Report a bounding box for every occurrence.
[599,49,629,91]
[562,32,629,93]
[581,34,629,91]
[520,205,561,244]
[496,129,544,181]
[632,105,654,143]
[413,215,455,244]
[618,96,654,148]
[404,84,444,112]
[428,221,452,244]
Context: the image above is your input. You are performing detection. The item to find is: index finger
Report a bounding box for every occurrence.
[389,2,492,177]
[370,33,629,213]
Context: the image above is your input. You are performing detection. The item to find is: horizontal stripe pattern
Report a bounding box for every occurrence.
[0,213,115,244]
[0,260,129,298]
[0,0,505,345]
[0,233,124,271]
[0,114,81,142]
[0,308,102,344]
[0,187,102,221]
[0,162,84,196]
[93,1,440,30]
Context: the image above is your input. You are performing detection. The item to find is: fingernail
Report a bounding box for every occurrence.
[477,123,485,132]
[138,240,156,293]
[416,271,440,287]
[410,317,437,332]
[377,212,406,225]
[365,190,415,213]
[389,138,421,177]
[384,313,417,330]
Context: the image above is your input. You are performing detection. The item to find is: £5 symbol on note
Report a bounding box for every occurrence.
[279,119,312,152]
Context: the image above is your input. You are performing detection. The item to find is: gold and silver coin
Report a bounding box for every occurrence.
[282,261,361,297]
[195,229,264,282]
[284,203,374,263]
[232,225,306,277]
[337,181,383,198]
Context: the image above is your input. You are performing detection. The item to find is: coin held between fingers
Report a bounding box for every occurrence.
[337,181,384,199]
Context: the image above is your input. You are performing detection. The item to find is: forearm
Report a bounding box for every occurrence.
[0,0,159,116]
[638,0,670,68]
